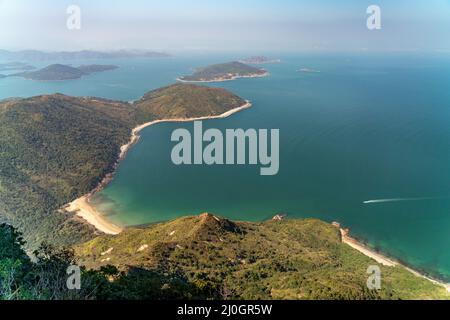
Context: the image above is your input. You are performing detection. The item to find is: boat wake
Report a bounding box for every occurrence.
[363,197,446,204]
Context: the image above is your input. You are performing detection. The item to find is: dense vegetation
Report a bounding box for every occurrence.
[75,213,450,300]
[1,82,446,300]
[1,215,446,300]
[178,61,267,82]
[0,84,246,249]
[239,56,280,64]
[0,223,210,300]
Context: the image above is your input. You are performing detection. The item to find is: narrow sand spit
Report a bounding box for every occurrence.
[65,196,122,235]
[341,230,397,267]
[339,228,450,292]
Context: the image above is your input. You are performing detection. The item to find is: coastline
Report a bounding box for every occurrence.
[63,100,252,235]
[339,227,450,292]
[61,97,450,291]
[176,72,268,83]
[65,196,123,235]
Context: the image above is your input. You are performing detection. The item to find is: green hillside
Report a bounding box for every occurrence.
[134,83,246,121]
[75,213,450,300]
[0,84,245,248]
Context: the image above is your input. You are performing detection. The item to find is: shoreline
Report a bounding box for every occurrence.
[62,98,450,291]
[339,227,450,292]
[63,100,252,235]
[176,72,268,83]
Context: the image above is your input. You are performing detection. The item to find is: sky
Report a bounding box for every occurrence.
[0,0,449,52]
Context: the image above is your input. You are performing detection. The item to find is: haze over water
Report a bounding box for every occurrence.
[2,52,450,281]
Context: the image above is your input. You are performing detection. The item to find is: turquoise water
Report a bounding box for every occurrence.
[3,53,450,281]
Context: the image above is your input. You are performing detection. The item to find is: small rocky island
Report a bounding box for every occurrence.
[239,56,281,64]
[298,67,321,74]
[11,64,118,81]
[178,61,268,82]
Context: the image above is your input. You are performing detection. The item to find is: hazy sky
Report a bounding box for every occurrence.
[1,0,449,52]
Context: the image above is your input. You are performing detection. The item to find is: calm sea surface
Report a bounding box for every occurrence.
[2,53,450,281]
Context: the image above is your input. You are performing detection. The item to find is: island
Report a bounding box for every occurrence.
[0,83,248,248]
[12,63,118,81]
[177,61,268,82]
[77,64,119,74]
[0,49,171,61]
[239,56,281,64]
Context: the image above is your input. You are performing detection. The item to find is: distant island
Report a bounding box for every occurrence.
[11,64,118,81]
[0,49,171,61]
[178,61,268,82]
[0,62,36,72]
[298,67,321,74]
[239,56,281,64]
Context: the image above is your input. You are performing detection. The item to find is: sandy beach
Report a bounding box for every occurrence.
[65,196,122,235]
[339,227,450,292]
[63,101,252,235]
[340,228,397,267]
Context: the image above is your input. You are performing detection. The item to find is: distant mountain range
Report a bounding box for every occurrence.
[11,64,118,81]
[0,62,36,72]
[0,49,171,61]
[239,56,281,64]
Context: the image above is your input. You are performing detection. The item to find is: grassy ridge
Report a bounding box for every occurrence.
[0,84,245,248]
[134,83,246,121]
[75,213,449,300]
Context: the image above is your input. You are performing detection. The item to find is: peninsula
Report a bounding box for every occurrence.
[177,61,268,82]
